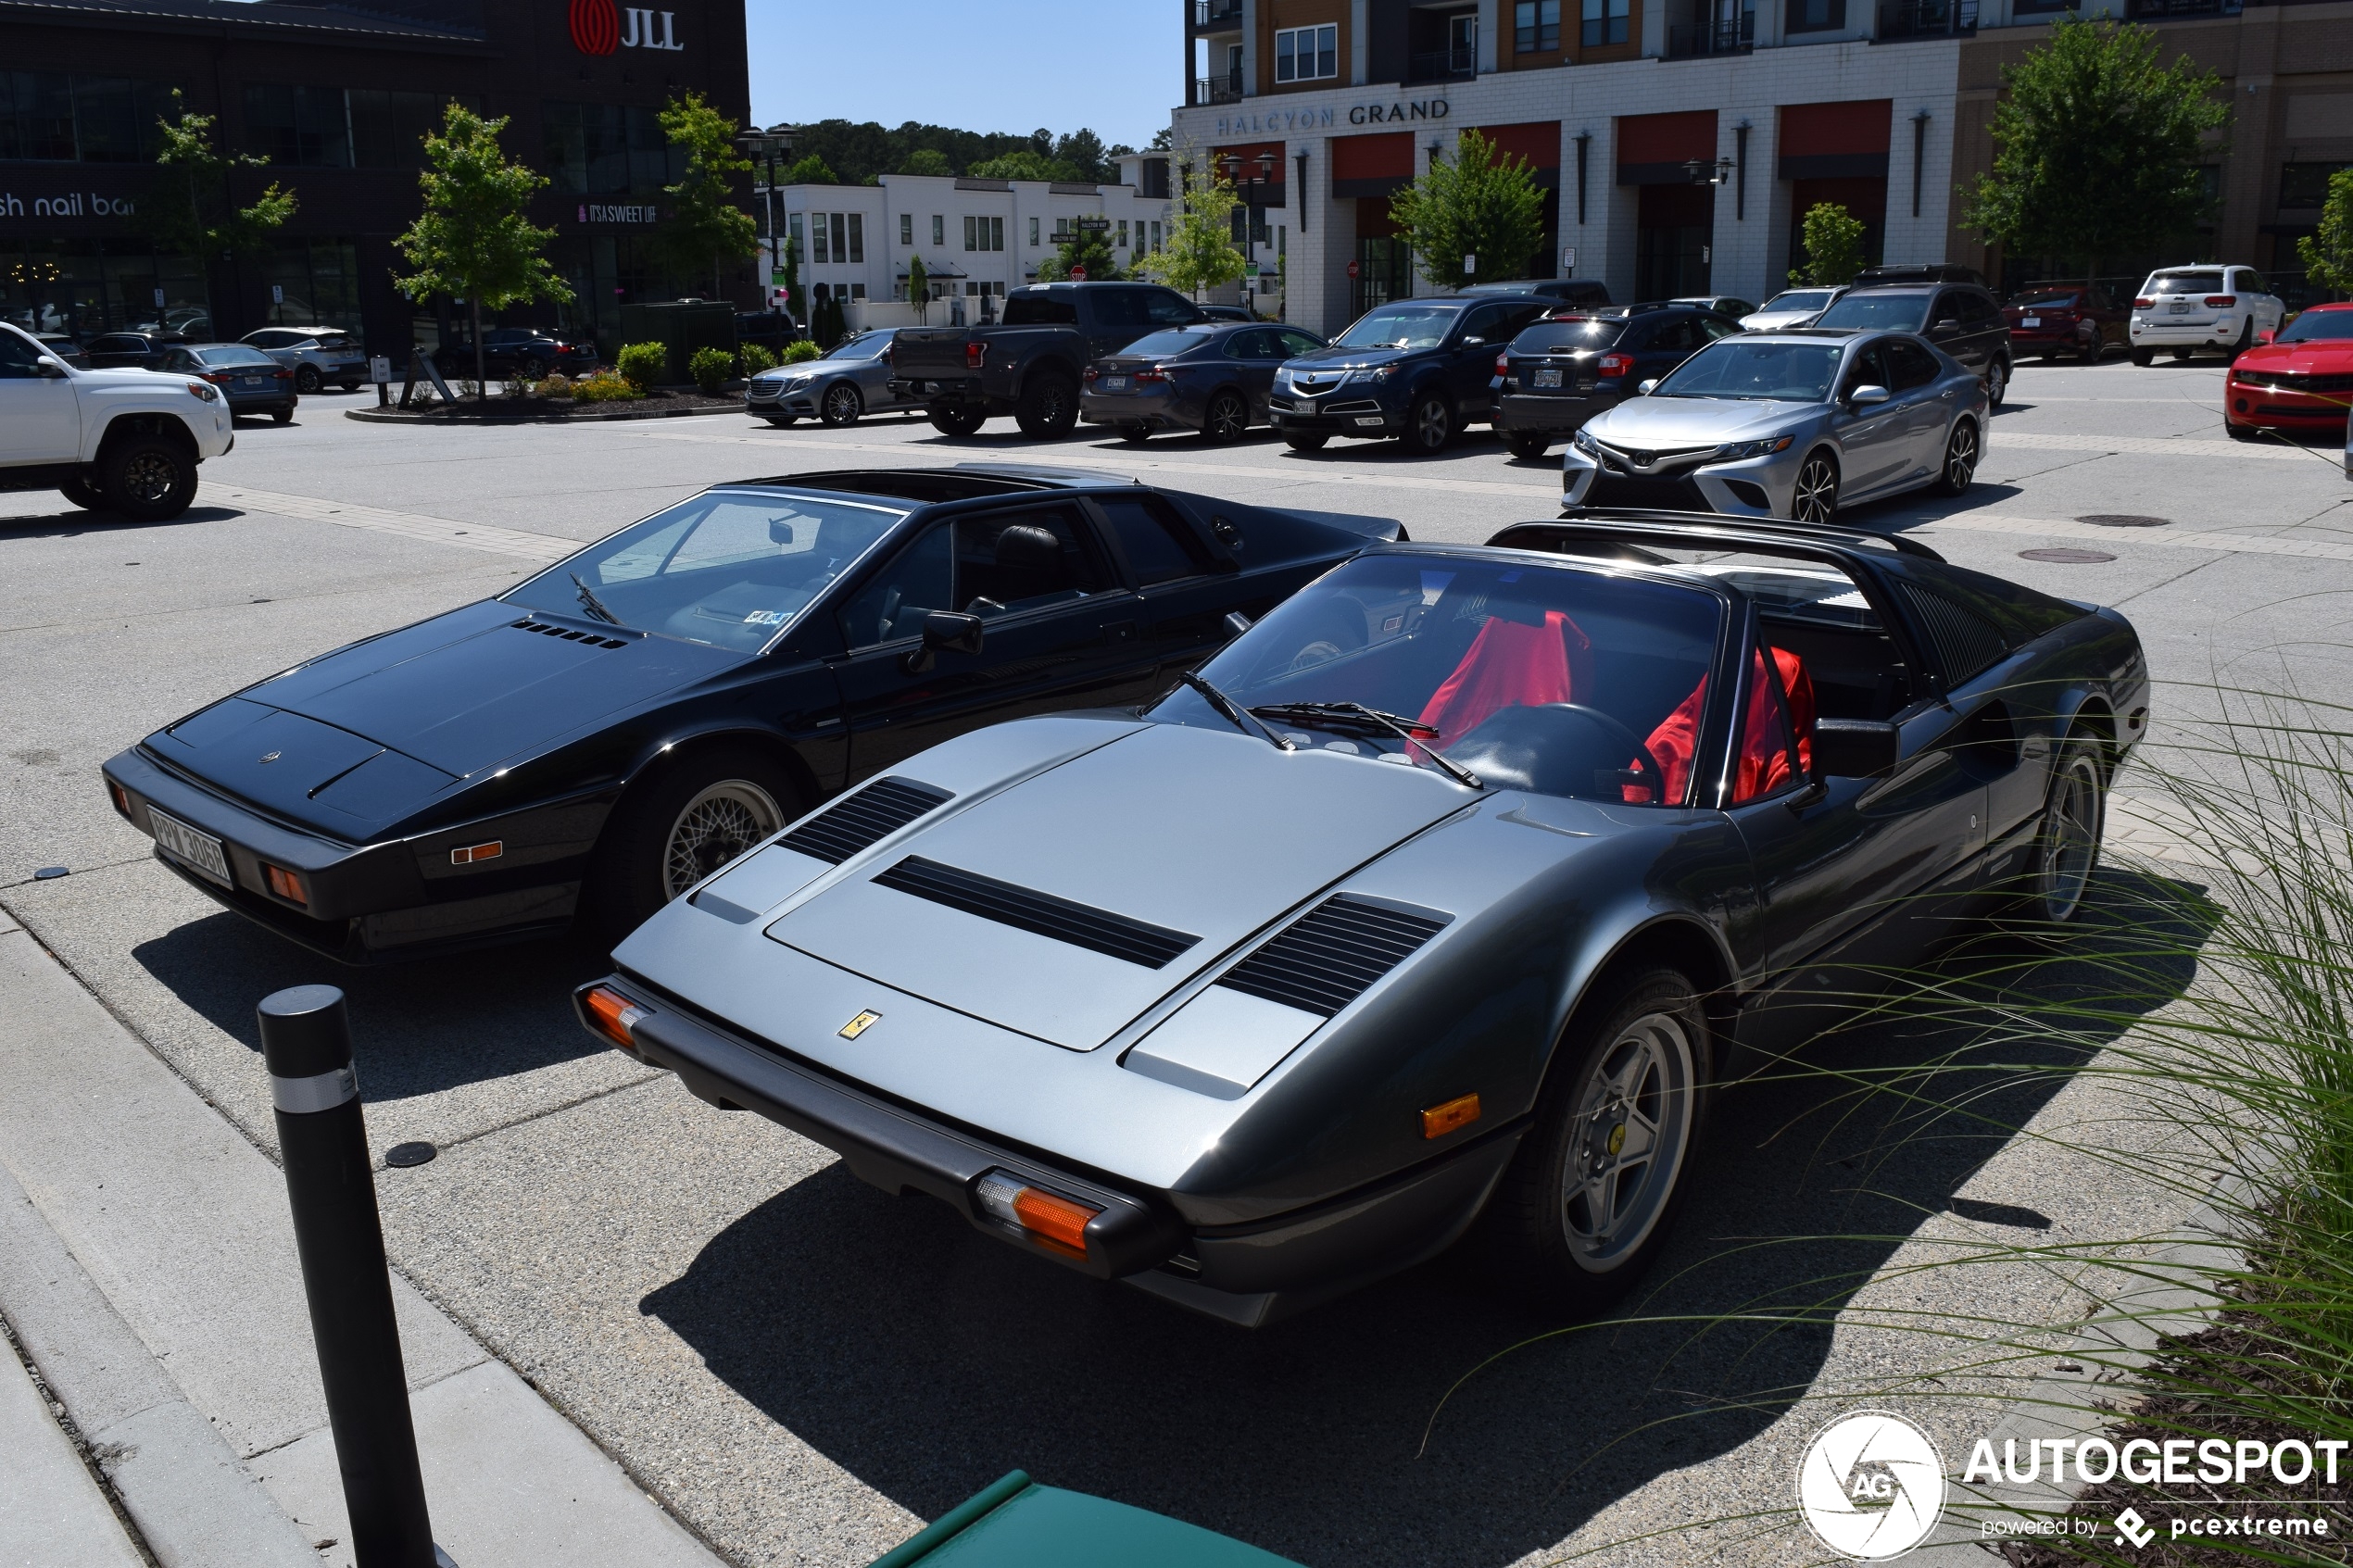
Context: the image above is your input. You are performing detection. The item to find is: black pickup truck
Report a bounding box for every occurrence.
[888,282,1208,438]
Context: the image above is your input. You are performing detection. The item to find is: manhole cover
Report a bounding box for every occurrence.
[385,1141,438,1168]
[2075,513,2170,528]
[2020,547,2117,563]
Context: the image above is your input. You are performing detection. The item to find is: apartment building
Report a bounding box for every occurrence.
[764,159,1176,328]
[1176,0,2353,333]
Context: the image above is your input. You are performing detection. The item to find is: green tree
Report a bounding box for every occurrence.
[1961,17,2230,276]
[777,232,801,329]
[657,92,757,299]
[140,90,297,274]
[968,148,1083,183]
[906,253,929,321]
[1138,154,1246,299]
[2296,169,2353,297]
[1390,130,1546,289]
[782,152,839,185]
[392,104,572,399]
[1791,202,1868,286]
[901,148,952,177]
[1037,224,1121,282]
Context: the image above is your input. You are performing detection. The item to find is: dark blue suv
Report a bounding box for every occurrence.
[1268,294,1554,455]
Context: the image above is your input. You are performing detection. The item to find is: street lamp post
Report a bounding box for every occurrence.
[736,121,799,322]
[1218,150,1279,318]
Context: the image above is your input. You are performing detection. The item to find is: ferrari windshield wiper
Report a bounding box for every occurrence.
[1179,671,1293,751]
[570,572,622,625]
[1251,700,1481,789]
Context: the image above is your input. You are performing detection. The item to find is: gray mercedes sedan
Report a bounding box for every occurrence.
[747,330,918,428]
[1562,329,1988,522]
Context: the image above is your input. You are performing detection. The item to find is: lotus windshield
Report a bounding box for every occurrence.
[1652,339,1843,402]
[508,489,907,653]
[1152,554,1725,805]
[1333,304,1463,350]
[2277,310,2353,344]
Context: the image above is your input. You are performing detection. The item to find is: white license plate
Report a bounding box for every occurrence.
[242,376,266,387]
[2169,300,2192,314]
[1101,375,1127,390]
[1291,399,1315,414]
[149,808,231,885]
[2021,317,2041,328]
[1533,367,1563,388]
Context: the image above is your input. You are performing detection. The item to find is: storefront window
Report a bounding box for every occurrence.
[0,71,177,162]
[243,84,352,168]
[260,237,362,332]
[2,240,209,339]
[543,101,680,197]
[348,90,440,169]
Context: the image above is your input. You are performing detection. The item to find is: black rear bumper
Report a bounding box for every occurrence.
[1496,391,1617,433]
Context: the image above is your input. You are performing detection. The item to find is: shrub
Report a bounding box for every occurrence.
[739,343,776,376]
[687,345,734,395]
[780,339,821,364]
[614,341,667,392]
[571,370,636,403]
[538,371,573,397]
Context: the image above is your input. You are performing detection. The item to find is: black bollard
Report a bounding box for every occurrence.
[259,985,439,1568]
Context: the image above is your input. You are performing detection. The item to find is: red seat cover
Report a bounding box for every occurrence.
[1633,646,1815,805]
[1416,610,1592,746]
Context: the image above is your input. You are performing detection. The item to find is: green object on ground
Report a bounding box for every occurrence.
[866,1472,1303,1568]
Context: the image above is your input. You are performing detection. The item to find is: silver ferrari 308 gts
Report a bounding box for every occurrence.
[577,513,2147,1325]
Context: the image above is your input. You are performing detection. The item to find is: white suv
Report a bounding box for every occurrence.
[0,321,234,521]
[2129,266,2284,364]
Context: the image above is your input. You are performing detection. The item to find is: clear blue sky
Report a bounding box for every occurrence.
[746,3,1180,153]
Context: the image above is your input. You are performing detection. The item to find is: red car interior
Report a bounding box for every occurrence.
[1417,610,1596,745]
[1638,646,1816,805]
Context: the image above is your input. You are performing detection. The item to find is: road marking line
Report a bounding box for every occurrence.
[209,487,577,560]
[1921,512,2353,562]
[1994,431,2317,461]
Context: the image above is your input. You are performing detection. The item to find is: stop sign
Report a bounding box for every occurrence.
[1346,259,1360,279]
[1069,265,1088,281]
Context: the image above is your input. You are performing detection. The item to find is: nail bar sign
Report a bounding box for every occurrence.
[569,0,685,54]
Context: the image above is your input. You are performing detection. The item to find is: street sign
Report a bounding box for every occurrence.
[368,356,392,384]
[152,287,165,307]
[1561,245,1578,271]
[1462,255,1476,276]
[1346,259,1360,279]
[1076,216,1111,232]
[272,284,284,304]
[770,270,786,285]
[1069,266,1088,281]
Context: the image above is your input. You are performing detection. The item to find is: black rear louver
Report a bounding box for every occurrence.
[1893,583,2008,687]
[873,856,1199,969]
[1217,895,1451,1017]
[511,618,629,650]
[780,776,952,864]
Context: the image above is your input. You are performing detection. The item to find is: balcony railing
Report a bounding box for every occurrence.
[1876,0,1976,37]
[1405,45,1479,83]
[1193,0,1243,27]
[1666,14,1754,57]
[2126,0,2239,17]
[1193,72,1243,106]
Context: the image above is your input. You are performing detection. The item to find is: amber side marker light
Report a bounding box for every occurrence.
[450,840,503,865]
[583,985,648,1055]
[975,1170,1100,1254]
[107,781,132,819]
[1422,1092,1481,1139]
[262,864,308,906]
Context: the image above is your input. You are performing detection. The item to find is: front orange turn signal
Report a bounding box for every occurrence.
[975,1170,1100,1254]
[450,840,504,865]
[262,864,308,905]
[1421,1092,1481,1140]
[582,985,648,1055]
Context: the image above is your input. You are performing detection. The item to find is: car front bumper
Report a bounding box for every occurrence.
[1562,443,1795,517]
[101,745,602,962]
[1266,392,1399,436]
[2226,377,2353,427]
[747,381,824,418]
[581,969,1524,1326]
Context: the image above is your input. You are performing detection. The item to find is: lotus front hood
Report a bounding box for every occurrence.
[766,721,1475,1051]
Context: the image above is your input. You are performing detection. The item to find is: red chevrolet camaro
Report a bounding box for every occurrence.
[2225,302,2353,440]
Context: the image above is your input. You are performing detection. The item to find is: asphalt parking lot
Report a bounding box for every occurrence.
[3,359,2349,1566]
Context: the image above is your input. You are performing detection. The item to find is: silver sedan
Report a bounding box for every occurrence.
[746,330,920,428]
[1562,329,1988,522]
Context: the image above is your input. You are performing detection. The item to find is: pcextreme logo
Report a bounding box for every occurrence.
[1798,1411,1948,1561]
[568,0,684,56]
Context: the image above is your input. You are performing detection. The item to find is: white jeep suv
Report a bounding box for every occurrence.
[2129,266,2285,364]
[0,320,233,521]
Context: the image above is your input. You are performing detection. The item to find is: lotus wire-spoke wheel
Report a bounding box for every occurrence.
[120,450,179,505]
[1414,397,1451,450]
[661,781,783,900]
[1205,391,1247,442]
[2037,750,2104,922]
[1561,1010,1696,1271]
[823,383,861,424]
[1793,455,1838,522]
[1945,422,1979,491]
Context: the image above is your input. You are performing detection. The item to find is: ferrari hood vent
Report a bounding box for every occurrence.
[874,856,1199,969]
[1217,894,1452,1017]
[782,776,953,864]
[510,618,630,650]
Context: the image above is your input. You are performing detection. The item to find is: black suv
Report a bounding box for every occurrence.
[1269,294,1555,455]
[1814,280,2014,405]
[1492,304,1743,458]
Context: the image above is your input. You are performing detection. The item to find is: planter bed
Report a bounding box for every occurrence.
[345,385,749,425]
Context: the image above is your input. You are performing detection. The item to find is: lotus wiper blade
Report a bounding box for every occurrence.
[1180,671,1293,751]
[570,572,622,625]
[1252,700,1480,789]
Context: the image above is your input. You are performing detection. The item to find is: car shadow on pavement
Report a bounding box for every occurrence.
[129,909,611,1100]
[0,505,243,538]
[641,867,2209,1567]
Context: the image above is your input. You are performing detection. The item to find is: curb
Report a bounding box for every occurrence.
[343,401,751,427]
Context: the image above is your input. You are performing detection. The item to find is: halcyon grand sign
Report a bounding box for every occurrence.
[568,0,685,55]
[1213,99,1449,136]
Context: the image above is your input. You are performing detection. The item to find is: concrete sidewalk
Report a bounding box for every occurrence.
[0,908,726,1568]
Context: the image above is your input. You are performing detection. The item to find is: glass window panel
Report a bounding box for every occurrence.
[830,213,847,263]
[1318,24,1338,77]
[848,212,864,262]
[243,83,298,164]
[72,77,138,163]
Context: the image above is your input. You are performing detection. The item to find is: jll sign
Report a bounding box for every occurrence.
[569,0,684,54]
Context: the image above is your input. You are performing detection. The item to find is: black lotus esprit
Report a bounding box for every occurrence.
[101,467,1402,962]
[577,513,2150,1326]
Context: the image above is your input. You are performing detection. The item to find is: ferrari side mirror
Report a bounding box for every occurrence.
[921,610,985,655]
[1812,718,1900,780]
